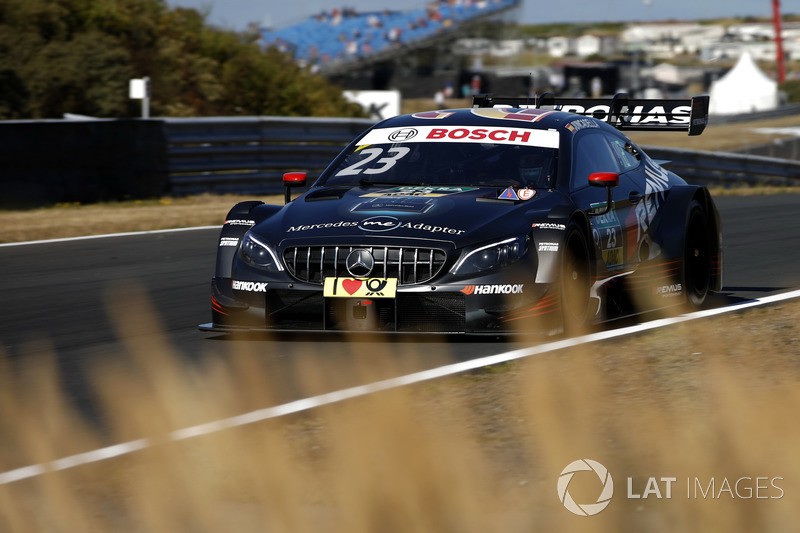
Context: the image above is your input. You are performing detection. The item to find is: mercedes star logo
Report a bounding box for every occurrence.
[345,249,375,278]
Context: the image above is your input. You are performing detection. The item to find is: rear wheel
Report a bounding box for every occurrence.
[684,200,712,308]
[561,223,591,333]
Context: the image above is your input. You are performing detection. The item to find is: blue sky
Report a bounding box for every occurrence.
[164,0,795,32]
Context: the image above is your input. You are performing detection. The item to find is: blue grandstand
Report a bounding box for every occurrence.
[261,0,520,72]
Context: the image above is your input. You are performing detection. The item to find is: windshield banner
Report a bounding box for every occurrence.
[358,126,559,149]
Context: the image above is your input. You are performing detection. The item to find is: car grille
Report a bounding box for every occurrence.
[283,246,448,285]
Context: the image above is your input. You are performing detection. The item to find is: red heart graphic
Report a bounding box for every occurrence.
[342,279,362,295]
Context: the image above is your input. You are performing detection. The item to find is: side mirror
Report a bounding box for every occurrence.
[283,172,307,204]
[587,172,619,216]
[588,172,619,188]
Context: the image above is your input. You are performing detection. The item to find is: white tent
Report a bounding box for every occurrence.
[709,52,778,115]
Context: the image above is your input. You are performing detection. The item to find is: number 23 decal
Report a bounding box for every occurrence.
[593,226,618,249]
[335,146,411,176]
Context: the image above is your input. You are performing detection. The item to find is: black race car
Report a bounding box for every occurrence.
[200,93,721,335]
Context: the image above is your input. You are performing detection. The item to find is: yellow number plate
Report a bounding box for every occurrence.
[323,278,398,298]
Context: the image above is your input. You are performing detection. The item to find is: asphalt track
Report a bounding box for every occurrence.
[1,194,799,424]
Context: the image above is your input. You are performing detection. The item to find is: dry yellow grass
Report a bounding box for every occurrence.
[0,194,283,244]
[1,288,799,531]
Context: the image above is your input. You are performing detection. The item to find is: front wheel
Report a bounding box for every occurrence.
[683,200,712,308]
[561,223,591,334]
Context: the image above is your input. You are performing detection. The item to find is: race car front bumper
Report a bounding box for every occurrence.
[201,275,558,335]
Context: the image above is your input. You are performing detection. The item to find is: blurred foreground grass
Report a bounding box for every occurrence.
[1,286,799,531]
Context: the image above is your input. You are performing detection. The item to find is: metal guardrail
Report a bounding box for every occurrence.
[163,117,800,196]
[708,103,800,126]
[3,114,796,205]
[644,146,800,187]
[164,116,373,195]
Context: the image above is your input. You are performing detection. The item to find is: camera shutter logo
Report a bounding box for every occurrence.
[557,459,614,516]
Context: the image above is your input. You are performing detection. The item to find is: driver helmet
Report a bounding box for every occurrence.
[519,153,547,186]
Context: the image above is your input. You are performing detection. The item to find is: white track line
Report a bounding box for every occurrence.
[3,288,800,485]
[0,226,218,248]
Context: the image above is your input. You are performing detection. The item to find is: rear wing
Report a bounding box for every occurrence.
[472,92,710,136]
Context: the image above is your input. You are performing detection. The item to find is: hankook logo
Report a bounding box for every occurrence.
[557,459,614,516]
[358,216,402,232]
[388,128,418,141]
[345,249,375,278]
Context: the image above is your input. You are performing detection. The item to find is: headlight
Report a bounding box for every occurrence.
[450,235,529,275]
[239,232,283,271]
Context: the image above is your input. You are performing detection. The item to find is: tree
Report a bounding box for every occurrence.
[0,0,365,119]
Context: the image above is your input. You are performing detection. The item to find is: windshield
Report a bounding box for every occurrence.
[319,126,559,189]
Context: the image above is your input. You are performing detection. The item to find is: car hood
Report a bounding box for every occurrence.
[255,185,561,248]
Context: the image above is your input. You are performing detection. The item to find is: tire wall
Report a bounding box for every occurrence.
[0,119,168,206]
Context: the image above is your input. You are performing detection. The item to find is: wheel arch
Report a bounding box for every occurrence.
[559,210,596,333]
[655,185,722,294]
[214,201,281,278]
[567,209,600,277]
[693,187,723,292]
[531,208,597,284]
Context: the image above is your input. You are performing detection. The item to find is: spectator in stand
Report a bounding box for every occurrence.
[387,26,402,45]
[426,6,443,22]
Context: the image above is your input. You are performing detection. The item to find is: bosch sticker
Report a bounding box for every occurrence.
[357,126,559,148]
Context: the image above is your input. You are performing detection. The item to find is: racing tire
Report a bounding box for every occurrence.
[683,200,712,308]
[561,223,591,334]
